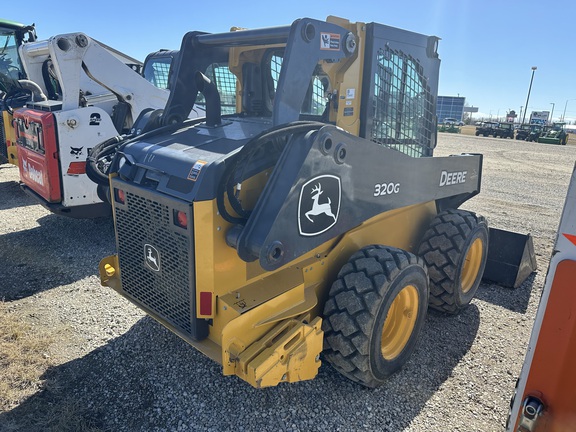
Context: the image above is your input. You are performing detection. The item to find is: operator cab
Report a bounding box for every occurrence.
[143,49,179,90]
[158,19,438,159]
[0,20,36,84]
[190,48,330,120]
[0,20,36,164]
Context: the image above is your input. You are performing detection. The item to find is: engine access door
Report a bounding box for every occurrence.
[15,108,62,202]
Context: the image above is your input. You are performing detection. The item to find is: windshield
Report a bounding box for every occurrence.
[0,30,25,93]
[0,30,24,80]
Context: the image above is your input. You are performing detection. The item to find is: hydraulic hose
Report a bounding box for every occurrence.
[17,79,48,102]
[85,135,125,185]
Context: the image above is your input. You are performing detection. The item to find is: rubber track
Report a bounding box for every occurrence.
[322,245,425,387]
[418,208,486,314]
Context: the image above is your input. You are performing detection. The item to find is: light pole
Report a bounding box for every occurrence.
[562,99,576,122]
[519,106,523,125]
[550,103,555,124]
[521,66,537,125]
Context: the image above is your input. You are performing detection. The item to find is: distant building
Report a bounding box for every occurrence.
[437,96,465,123]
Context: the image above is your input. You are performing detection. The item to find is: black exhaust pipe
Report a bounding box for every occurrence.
[195,71,221,127]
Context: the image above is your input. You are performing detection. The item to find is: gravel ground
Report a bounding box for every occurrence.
[0,133,574,431]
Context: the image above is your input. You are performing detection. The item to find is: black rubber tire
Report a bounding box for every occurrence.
[417,209,489,314]
[322,245,429,388]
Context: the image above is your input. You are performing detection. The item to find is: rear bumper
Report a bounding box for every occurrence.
[99,253,324,388]
[20,183,111,218]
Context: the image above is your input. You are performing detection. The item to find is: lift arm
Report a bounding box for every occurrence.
[19,33,168,115]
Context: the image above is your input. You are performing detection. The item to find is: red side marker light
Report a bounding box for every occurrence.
[200,292,212,316]
[115,188,126,204]
[175,210,188,228]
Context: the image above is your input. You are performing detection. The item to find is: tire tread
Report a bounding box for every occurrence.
[418,208,487,314]
[322,246,426,387]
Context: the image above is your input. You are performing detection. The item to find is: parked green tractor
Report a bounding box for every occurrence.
[438,123,460,133]
[538,123,568,145]
[0,18,37,164]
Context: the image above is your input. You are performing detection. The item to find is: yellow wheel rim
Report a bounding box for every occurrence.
[381,285,419,360]
[461,237,483,293]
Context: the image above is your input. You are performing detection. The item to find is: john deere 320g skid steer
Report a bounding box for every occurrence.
[99,16,489,388]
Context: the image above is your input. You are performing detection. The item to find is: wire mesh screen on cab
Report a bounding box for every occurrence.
[371,46,433,158]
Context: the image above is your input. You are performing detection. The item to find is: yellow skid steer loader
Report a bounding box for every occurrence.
[99,16,494,388]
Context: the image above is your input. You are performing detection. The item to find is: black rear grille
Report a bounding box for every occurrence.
[115,189,198,337]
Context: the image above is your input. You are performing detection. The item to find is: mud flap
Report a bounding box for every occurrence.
[482,228,537,288]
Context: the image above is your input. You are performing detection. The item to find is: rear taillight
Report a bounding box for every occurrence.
[67,161,86,175]
[115,188,126,204]
[199,292,212,316]
[174,210,188,228]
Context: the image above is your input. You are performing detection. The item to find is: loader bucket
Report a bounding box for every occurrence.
[482,228,537,288]
[537,137,560,145]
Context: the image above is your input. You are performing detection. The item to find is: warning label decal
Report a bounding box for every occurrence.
[320,33,340,51]
[188,160,208,181]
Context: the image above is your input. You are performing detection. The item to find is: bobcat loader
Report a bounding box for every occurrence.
[99,16,491,388]
[11,33,179,217]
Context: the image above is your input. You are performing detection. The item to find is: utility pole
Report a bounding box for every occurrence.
[521,66,537,125]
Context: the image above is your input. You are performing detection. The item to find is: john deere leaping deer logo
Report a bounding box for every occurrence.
[144,244,161,272]
[306,183,336,222]
[298,175,341,237]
